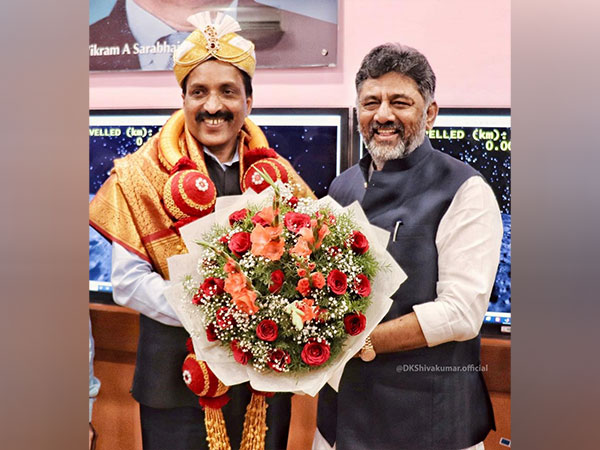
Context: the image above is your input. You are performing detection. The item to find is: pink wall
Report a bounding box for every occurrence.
[89,0,510,109]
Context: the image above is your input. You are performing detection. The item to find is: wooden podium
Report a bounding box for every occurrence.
[90,303,510,450]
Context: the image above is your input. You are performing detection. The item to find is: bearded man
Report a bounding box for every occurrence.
[314,43,503,450]
[89,12,312,450]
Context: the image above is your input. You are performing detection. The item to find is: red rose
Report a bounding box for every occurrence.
[215,307,235,329]
[301,340,331,366]
[192,291,203,305]
[229,208,249,226]
[327,269,347,295]
[206,323,218,342]
[296,278,311,296]
[311,272,325,289]
[251,214,269,227]
[284,212,312,233]
[219,235,229,244]
[343,312,367,336]
[354,274,371,297]
[256,319,278,342]
[228,231,251,256]
[268,349,291,372]
[269,269,285,294]
[350,231,369,254]
[200,277,225,297]
[287,196,299,208]
[231,340,251,365]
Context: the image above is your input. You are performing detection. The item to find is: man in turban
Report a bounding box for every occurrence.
[89,12,311,449]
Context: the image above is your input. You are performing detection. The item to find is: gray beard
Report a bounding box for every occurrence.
[364,124,426,167]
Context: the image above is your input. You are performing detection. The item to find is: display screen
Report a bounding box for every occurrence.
[89,0,339,71]
[89,108,348,296]
[357,108,511,328]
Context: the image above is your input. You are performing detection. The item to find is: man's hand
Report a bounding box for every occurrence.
[89,423,97,450]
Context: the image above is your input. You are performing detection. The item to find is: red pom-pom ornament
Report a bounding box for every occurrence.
[163,170,217,220]
[182,353,230,399]
[242,158,289,193]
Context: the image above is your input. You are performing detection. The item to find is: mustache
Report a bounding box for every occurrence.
[370,121,404,137]
[196,111,234,122]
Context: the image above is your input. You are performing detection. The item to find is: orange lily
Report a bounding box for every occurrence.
[232,288,259,315]
[297,298,319,323]
[224,258,239,274]
[289,237,312,257]
[251,223,285,261]
[224,272,247,296]
[311,272,326,289]
[256,206,278,226]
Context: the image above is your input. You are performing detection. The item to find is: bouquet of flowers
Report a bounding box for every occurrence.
[165,177,406,396]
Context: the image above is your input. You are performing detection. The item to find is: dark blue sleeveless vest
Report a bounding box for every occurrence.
[130,157,292,449]
[317,138,495,450]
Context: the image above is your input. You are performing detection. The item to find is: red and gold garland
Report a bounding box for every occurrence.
[182,339,272,450]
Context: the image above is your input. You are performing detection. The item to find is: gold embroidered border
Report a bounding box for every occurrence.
[144,233,186,279]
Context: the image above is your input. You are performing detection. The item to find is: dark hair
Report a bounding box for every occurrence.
[181,62,253,98]
[355,43,436,103]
